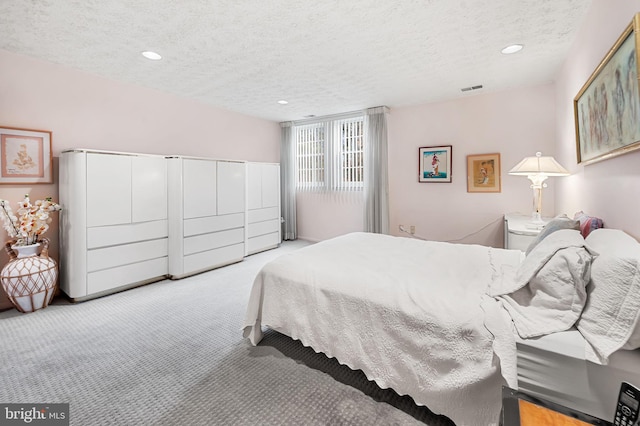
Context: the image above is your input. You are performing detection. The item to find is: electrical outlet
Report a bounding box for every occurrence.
[410,225,416,234]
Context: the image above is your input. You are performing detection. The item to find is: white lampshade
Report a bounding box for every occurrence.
[508,152,569,176]
[508,152,569,227]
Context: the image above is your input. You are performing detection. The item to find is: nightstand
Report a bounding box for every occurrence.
[504,213,549,251]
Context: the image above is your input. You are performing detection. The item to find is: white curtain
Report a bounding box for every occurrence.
[363,106,390,234]
[280,122,297,240]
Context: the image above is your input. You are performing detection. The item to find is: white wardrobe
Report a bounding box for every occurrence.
[59,150,169,301]
[246,162,281,255]
[167,157,246,279]
[59,151,279,300]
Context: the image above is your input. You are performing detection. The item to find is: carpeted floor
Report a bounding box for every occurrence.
[0,240,455,425]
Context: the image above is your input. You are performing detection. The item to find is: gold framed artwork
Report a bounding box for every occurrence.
[466,153,501,193]
[574,13,640,165]
[0,126,53,184]
[418,145,452,183]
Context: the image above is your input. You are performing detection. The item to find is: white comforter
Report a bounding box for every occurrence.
[243,232,523,426]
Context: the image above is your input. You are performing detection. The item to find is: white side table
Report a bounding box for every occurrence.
[503,213,549,251]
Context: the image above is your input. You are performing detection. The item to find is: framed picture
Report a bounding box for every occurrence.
[466,153,501,193]
[419,145,452,183]
[574,13,640,165]
[0,126,53,184]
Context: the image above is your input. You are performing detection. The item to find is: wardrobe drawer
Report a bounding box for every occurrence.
[87,220,168,249]
[183,243,245,274]
[247,219,280,238]
[183,227,244,256]
[87,239,168,272]
[248,206,279,224]
[87,257,168,295]
[183,213,244,237]
[248,233,280,255]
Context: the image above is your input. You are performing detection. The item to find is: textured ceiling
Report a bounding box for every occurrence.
[0,0,593,122]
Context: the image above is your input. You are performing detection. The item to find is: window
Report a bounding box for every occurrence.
[296,123,325,188]
[339,118,364,188]
[295,116,364,191]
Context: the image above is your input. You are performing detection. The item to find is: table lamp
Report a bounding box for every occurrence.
[508,152,569,227]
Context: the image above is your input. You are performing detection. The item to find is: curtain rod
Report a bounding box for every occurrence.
[280,105,389,127]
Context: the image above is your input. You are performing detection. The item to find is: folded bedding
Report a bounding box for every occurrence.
[496,226,640,365]
[491,229,595,339]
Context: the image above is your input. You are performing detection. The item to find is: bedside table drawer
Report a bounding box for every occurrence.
[507,232,537,252]
[504,213,547,251]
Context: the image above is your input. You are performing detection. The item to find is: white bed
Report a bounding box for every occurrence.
[243,228,640,425]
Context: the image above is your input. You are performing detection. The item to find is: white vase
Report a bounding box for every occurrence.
[11,243,41,258]
[1,239,58,313]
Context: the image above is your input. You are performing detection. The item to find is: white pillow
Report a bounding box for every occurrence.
[578,229,640,361]
[585,228,640,257]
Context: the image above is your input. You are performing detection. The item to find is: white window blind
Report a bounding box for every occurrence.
[294,115,364,191]
[296,123,325,190]
[338,118,364,189]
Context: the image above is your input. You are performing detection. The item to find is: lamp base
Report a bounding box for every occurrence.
[525,212,546,230]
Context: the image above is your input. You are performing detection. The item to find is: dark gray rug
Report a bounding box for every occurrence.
[255,329,455,426]
[0,240,454,425]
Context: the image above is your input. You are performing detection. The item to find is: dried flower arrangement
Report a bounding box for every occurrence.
[0,195,62,246]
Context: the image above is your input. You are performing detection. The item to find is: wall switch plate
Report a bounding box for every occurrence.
[410,225,415,234]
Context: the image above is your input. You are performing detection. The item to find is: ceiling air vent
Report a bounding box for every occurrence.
[461,85,483,92]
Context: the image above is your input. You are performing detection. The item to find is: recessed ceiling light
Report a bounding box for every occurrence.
[277,100,289,105]
[141,51,162,60]
[501,44,523,55]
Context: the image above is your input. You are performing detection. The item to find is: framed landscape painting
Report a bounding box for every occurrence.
[466,153,501,193]
[0,126,53,184]
[419,145,452,183]
[574,13,640,165]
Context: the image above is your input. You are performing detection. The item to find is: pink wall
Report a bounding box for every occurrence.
[554,0,640,240]
[297,84,558,244]
[296,192,363,242]
[0,50,280,160]
[389,85,557,246]
[0,49,280,309]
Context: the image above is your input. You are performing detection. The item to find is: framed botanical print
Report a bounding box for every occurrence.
[0,126,53,184]
[418,145,452,183]
[466,153,501,193]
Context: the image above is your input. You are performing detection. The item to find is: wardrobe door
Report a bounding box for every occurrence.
[86,153,132,227]
[261,164,280,208]
[132,156,167,222]
[217,161,245,215]
[183,159,217,219]
[247,163,262,210]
